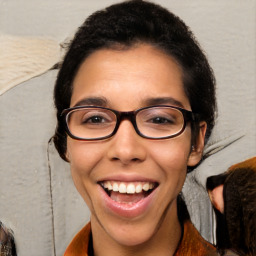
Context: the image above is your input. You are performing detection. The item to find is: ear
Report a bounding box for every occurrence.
[208,185,224,213]
[65,149,70,162]
[187,121,207,167]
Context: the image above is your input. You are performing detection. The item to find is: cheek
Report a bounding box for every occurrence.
[67,139,104,174]
[66,139,106,198]
[149,135,192,173]
[67,139,106,207]
[148,134,191,193]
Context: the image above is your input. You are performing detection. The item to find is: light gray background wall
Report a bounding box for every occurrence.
[0,1,255,256]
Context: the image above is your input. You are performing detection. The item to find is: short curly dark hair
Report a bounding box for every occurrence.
[53,0,216,162]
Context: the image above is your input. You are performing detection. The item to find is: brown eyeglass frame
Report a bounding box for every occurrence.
[60,105,198,141]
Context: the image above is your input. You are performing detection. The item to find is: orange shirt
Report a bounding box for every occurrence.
[64,220,217,256]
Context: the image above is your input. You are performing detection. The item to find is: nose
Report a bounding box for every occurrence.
[107,120,147,165]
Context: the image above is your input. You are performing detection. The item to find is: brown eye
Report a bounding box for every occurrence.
[149,116,175,124]
[83,116,106,124]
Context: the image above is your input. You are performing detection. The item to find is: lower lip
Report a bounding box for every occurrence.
[98,185,157,218]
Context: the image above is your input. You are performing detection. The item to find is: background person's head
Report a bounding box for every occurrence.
[207,157,256,256]
[53,0,216,164]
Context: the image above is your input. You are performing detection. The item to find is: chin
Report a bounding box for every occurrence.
[108,224,156,247]
[94,211,163,248]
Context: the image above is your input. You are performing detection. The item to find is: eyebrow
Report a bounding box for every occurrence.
[143,97,185,108]
[73,97,108,107]
[72,96,185,109]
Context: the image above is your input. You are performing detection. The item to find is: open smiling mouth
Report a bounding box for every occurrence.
[99,181,158,204]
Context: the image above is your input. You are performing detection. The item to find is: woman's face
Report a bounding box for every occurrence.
[66,44,206,247]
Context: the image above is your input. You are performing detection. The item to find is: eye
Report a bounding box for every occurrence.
[150,116,174,124]
[85,116,104,123]
[144,114,176,125]
[138,107,181,128]
[82,113,111,124]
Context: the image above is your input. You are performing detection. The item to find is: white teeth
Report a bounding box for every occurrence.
[113,183,119,192]
[127,184,136,194]
[104,181,112,190]
[135,184,142,193]
[102,181,155,194]
[142,183,149,191]
[119,183,126,193]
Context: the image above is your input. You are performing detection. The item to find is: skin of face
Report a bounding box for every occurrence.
[66,44,206,255]
[209,185,224,213]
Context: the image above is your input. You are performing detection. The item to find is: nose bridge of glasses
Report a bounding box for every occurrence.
[116,110,138,132]
[118,110,135,120]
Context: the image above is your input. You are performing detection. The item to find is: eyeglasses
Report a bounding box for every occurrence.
[61,105,197,141]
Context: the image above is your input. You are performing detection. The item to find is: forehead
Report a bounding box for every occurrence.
[71,44,190,110]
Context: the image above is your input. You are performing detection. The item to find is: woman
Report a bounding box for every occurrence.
[53,1,217,255]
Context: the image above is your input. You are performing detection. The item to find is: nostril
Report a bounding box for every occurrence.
[111,156,140,164]
[109,150,146,164]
